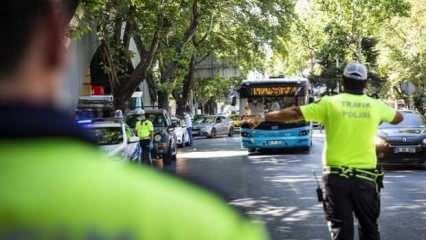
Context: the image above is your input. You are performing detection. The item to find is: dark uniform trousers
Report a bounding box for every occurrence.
[323,174,381,240]
[140,139,152,165]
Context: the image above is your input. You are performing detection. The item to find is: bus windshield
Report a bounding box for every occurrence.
[241,96,304,116]
[239,80,310,129]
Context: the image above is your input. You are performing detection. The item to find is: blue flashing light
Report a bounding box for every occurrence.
[77,119,93,124]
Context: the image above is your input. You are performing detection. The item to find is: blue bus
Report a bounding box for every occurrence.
[239,77,313,152]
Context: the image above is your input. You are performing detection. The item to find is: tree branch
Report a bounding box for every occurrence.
[181,0,201,48]
[193,15,214,47]
[64,0,80,23]
[161,0,201,83]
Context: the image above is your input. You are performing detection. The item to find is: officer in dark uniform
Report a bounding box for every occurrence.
[0,1,267,239]
[244,63,403,240]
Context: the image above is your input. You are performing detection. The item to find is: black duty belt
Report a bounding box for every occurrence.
[324,166,384,191]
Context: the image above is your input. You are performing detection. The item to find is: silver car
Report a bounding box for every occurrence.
[192,115,234,138]
[81,119,141,161]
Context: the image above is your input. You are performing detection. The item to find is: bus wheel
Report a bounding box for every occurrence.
[301,146,311,153]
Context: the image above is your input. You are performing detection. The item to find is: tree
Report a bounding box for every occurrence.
[170,0,296,114]
[377,0,426,112]
[72,0,296,112]
[71,0,200,110]
[277,0,410,95]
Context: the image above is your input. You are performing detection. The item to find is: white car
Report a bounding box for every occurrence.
[192,115,234,138]
[80,119,141,161]
[171,117,190,147]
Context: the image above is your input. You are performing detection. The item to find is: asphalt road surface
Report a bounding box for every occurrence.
[173,132,426,240]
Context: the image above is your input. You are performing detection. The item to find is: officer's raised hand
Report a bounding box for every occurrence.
[241,115,264,128]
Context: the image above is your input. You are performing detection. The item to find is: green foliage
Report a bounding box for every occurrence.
[154,0,296,103]
[194,76,242,104]
[71,0,296,108]
[278,0,411,97]
[376,0,426,111]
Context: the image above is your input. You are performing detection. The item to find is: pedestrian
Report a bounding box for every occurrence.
[135,110,154,165]
[0,1,267,239]
[244,62,403,240]
[184,106,193,146]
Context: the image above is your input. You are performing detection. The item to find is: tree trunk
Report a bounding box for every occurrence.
[176,55,196,115]
[157,90,170,111]
[145,69,158,103]
[64,0,80,23]
[113,38,160,110]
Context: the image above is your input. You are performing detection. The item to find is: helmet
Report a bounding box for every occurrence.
[343,63,368,81]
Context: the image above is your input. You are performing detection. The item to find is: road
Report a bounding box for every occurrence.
[173,132,426,240]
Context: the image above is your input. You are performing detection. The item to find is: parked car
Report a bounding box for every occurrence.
[79,118,141,161]
[192,115,234,138]
[171,117,190,147]
[191,115,207,136]
[376,110,426,167]
[126,109,177,165]
[230,114,242,133]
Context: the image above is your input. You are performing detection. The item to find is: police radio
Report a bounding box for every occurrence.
[313,171,324,202]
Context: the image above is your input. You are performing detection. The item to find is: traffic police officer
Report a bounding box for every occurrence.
[135,110,154,164]
[0,1,267,239]
[245,62,403,240]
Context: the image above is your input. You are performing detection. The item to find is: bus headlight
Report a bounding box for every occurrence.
[154,134,162,142]
[241,131,252,137]
[375,137,387,146]
[422,138,426,146]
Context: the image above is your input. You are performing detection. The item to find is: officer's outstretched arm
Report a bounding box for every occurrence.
[390,111,403,125]
[265,106,305,123]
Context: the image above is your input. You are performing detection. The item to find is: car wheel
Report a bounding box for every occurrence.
[228,127,233,137]
[248,148,256,153]
[177,136,184,148]
[163,147,173,166]
[208,128,216,138]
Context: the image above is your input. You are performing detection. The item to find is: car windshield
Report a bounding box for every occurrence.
[194,116,215,124]
[172,119,182,127]
[380,113,426,129]
[89,127,123,145]
[146,113,167,128]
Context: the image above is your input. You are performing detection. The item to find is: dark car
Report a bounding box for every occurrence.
[376,110,426,167]
[126,109,177,165]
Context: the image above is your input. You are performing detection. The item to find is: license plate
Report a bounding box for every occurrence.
[394,147,416,153]
[267,140,282,145]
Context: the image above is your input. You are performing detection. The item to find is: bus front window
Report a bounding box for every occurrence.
[242,96,302,116]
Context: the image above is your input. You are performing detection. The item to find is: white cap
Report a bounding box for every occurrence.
[343,63,368,81]
[135,109,145,115]
[114,110,124,119]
